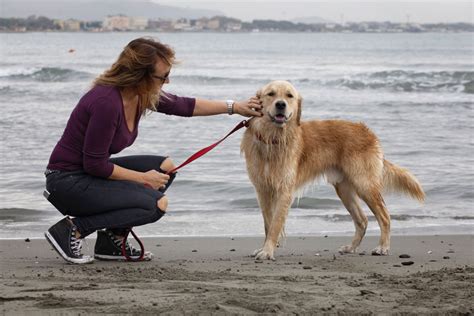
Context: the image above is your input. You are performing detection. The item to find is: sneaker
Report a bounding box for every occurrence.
[45,217,94,264]
[94,230,153,261]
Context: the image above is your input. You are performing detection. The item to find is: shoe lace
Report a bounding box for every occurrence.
[70,227,83,257]
[111,233,139,255]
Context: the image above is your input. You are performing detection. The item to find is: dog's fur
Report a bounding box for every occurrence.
[241,80,425,260]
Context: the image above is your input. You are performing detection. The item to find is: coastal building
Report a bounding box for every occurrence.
[102,15,148,31]
[55,19,81,31]
[148,20,174,32]
[103,15,130,31]
[173,18,192,31]
[207,18,220,30]
[130,17,148,31]
[191,18,207,30]
[225,22,242,31]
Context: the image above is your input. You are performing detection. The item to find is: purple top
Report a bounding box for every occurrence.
[47,85,195,178]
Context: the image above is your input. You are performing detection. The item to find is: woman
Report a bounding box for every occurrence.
[44,37,262,264]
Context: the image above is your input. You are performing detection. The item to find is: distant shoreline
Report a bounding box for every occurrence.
[1,30,473,34]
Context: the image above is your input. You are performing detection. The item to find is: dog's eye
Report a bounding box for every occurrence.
[267,91,275,97]
[287,93,294,98]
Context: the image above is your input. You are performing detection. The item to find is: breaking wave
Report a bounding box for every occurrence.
[0,67,92,82]
[296,70,474,93]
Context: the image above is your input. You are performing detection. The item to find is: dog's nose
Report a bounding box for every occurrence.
[275,101,286,110]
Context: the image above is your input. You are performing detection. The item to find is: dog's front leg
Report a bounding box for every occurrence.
[257,187,274,237]
[254,192,293,260]
[251,187,275,257]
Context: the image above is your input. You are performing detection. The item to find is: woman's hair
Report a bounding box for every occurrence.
[94,37,175,115]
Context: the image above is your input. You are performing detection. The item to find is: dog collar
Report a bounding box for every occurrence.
[254,132,280,145]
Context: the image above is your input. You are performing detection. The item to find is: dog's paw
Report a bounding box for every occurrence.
[371,246,389,256]
[252,248,263,257]
[254,248,275,261]
[338,245,356,254]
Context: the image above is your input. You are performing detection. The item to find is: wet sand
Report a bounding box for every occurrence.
[1,235,473,315]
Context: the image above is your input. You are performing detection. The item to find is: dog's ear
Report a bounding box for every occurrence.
[296,95,302,126]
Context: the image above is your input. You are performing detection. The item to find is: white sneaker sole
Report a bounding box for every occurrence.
[94,252,153,261]
[45,231,94,264]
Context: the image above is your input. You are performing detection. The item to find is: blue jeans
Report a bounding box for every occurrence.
[45,155,175,237]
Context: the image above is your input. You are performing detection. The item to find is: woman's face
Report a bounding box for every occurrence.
[152,58,171,90]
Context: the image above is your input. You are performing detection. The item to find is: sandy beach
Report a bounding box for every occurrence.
[1,235,472,315]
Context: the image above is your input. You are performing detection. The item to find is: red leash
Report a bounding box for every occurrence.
[121,229,145,262]
[166,119,250,175]
[128,119,250,261]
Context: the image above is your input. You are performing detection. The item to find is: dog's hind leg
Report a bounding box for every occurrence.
[334,180,368,254]
[359,189,391,255]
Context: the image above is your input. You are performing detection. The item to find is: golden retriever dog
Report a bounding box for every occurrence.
[241,80,425,260]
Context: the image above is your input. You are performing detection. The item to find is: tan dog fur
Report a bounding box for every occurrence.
[241,80,425,260]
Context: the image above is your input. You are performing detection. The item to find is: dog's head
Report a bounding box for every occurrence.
[256,80,302,127]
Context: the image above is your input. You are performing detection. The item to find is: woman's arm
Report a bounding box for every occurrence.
[109,164,169,190]
[193,97,263,117]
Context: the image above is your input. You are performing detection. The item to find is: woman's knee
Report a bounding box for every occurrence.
[157,196,168,212]
[160,158,176,173]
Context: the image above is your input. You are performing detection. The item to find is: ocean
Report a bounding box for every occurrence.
[0,32,473,239]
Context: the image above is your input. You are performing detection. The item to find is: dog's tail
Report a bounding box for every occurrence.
[383,159,425,203]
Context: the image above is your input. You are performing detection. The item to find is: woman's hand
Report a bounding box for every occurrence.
[234,97,263,117]
[142,170,170,190]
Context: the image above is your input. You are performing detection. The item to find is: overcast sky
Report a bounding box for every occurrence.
[152,1,473,23]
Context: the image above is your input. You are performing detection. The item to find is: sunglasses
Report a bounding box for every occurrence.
[152,71,170,83]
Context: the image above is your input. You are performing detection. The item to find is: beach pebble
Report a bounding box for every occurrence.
[359,251,366,256]
[315,253,321,256]
[192,249,197,252]
[360,289,376,295]
[229,248,236,252]
[429,259,437,262]
[254,260,263,264]
[324,235,328,238]
[303,266,312,270]
[401,261,414,266]
[399,254,411,258]
[443,256,450,259]
[447,250,455,253]
[393,264,402,267]
[24,238,30,242]
[427,250,433,254]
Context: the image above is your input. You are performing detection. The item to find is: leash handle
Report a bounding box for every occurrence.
[166,119,250,175]
[121,229,145,262]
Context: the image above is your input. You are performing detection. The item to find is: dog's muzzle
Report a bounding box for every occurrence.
[269,100,290,125]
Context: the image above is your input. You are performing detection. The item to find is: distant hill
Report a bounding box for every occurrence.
[0,0,223,21]
[293,16,334,24]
